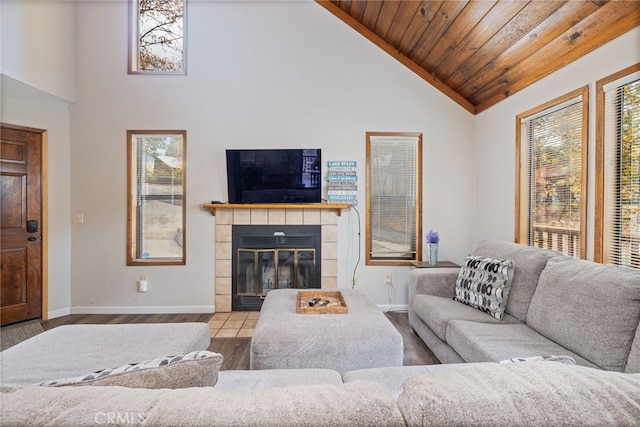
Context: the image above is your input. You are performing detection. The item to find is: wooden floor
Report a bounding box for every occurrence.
[38,311,439,370]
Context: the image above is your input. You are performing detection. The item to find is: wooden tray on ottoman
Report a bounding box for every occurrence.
[296,291,348,314]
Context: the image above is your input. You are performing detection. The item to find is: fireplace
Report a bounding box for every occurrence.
[232,225,321,311]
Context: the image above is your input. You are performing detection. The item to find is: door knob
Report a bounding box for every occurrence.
[28,236,37,241]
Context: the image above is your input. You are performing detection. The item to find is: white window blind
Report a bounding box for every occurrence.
[521,97,583,257]
[127,130,186,266]
[602,75,640,268]
[367,134,421,263]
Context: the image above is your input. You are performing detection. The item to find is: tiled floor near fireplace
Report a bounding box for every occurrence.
[208,312,259,338]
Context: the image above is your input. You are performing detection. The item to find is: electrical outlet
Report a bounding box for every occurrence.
[139,274,148,292]
[384,273,392,285]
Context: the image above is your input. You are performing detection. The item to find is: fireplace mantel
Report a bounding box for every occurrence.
[202,203,350,216]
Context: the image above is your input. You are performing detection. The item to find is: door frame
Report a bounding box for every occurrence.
[1,123,48,321]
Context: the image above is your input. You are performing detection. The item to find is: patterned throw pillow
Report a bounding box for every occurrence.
[39,350,223,388]
[453,255,514,320]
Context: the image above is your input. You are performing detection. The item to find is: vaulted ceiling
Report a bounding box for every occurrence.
[317,1,640,114]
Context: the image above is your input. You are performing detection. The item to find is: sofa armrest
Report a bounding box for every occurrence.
[408,268,460,301]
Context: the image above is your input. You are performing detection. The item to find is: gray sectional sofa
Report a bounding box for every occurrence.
[409,239,640,373]
[2,242,640,425]
[3,361,640,426]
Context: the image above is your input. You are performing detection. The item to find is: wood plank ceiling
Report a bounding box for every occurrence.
[317,1,640,114]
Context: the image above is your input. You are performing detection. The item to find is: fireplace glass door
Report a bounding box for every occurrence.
[237,249,316,297]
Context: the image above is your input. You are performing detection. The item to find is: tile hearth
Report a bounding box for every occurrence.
[209,311,259,338]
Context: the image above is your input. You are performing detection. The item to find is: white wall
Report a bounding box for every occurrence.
[1,76,73,318]
[1,0,75,103]
[70,0,475,312]
[1,0,75,319]
[475,27,640,260]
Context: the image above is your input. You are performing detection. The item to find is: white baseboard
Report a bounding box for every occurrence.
[378,304,408,313]
[69,306,215,315]
[47,307,71,319]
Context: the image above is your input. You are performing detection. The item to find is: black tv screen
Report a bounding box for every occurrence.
[226,149,322,203]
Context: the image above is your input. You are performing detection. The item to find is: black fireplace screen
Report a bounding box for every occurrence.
[237,249,316,296]
[232,225,321,310]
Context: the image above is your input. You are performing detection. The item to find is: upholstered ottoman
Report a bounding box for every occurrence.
[0,323,210,385]
[250,289,403,374]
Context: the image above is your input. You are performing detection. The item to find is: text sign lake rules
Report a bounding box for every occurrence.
[327,161,357,205]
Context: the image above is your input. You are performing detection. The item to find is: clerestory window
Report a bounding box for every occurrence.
[129,0,187,74]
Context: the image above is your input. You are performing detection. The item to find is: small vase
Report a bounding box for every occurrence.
[428,243,438,267]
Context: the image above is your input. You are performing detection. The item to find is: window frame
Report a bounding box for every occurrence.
[515,86,589,259]
[127,130,186,266]
[595,63,640,266]
[365,132,423,266]
[128,0,187,75]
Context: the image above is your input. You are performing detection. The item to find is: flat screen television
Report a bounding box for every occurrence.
[226,149,322,203]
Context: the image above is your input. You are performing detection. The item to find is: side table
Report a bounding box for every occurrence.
[410,261,460,268]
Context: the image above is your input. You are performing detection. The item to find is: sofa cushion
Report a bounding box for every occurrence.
[527,257,640,372]
[396,363,640,427]
[445,320,598,368]
[216,368,343,391]
[343,364,474,399]
[453,255,514,319]
[408,310,466,364]
[472,239,559,321]
[38,350,223,389]
[412,295,521,341]
[0,381,406,427]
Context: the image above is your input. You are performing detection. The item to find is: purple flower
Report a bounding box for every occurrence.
[426,229,440,244]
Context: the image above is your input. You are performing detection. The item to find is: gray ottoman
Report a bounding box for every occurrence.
[1,323,211,385]
[250,289,403,373]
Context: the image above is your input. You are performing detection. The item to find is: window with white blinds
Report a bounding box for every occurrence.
[516,87,588,258]
[127,130,186,266]
[366,132,422,265]
[596,66,640,269]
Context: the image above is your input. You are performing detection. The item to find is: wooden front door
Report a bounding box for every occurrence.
[1,124,43,326]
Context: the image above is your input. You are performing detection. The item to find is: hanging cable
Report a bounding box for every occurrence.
[384,280,396,313]
[351,205,361,289]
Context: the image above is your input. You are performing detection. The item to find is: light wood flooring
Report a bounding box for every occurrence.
[37,311,439,370]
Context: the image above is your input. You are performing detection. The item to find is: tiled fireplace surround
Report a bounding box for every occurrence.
[214,208,339,312]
